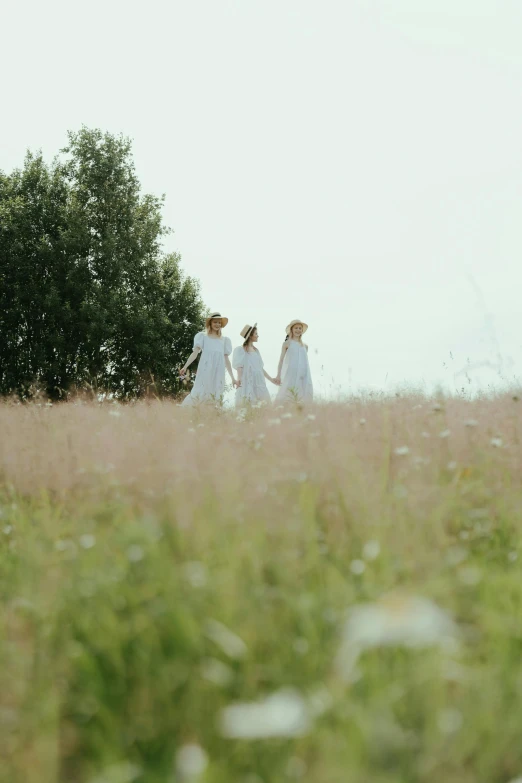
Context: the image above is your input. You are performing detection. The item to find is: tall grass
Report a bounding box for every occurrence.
[1,394,522,783]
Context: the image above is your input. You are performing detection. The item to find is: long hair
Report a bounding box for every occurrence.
[243,327,257,349]
[206,323,222,337]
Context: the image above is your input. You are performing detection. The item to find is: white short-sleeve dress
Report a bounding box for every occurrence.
[182,332,232,406]
[232,346,271,407]
[275,339,313,403]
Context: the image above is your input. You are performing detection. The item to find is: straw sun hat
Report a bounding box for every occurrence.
[205,311,229,328]
[240,323,257,340]
[286,319,308,335]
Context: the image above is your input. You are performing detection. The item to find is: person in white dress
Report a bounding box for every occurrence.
[275,319,313,403]
[180,312,237,406]
[232,323,278,407]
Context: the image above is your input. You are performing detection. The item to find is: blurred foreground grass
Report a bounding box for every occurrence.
[1,394,522,783]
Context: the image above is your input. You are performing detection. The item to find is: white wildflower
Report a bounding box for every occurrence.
[458,566,482,585]
[127,545,144,563]
[187,428,196,433]
[439,429,451,438]
[437,707,463,735]
[394,446,410,456]
[432,402,443,411]
[336,593,459,681]
[307,686,334,717]
[79,534,96,550]
[109,409,122,417]
[3,525,12,535]
[204,619,247,659]
[359,418,366,425]
[421,431,431,438]
[175,743,208,781]
[281,412,293,419]
[464,419,478,427]
[445,546,468,566]
[89,761,142,783]
[447,461,458,471]
[307,414,316,421]
[468,508,488,520]
[350,559,366,575]
[201,657,234,687]
[490,437,503,448]
[183,561,207,588]
[508,551,518,562]
[286,757,307,778]
[219,688,311,739]
[293,637,309,655]
[268,418,281,426]
[363,540,380,560]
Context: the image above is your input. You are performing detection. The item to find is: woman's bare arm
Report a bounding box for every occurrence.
[275,343,288,385]
[180,346,201,375]
[225,355,238,387]
[263,369,277,385]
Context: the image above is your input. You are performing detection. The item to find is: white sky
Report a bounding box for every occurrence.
[3,0,522,398]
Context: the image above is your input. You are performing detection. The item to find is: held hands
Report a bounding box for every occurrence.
[273,375,282,386]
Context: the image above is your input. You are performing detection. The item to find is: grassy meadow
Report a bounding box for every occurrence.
[1,393,522,783]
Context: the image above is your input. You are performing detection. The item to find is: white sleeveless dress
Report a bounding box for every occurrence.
[275,339,313,403]
[232,346,271,407]
[182,332,232,406]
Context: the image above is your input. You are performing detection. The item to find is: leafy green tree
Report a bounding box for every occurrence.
[0,128,205,399]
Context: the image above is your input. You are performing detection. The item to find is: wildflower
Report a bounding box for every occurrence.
[445,546,468,566]
[350,559,365,575]
[336,593,459,680]
[175,744,208,780]
[432,402,443,411]
[359,418,366,425]
[268,418,281,426]
[204,619,247,659]
[183,561,208,588]
[3,525,12,535]
[421,431,431,438]
[508,551,518,562]
[458,566,482,585]
[464,419,478,427]
[79,534,96,550]
[109,409,122,417]
[281,412,293,419]
[439,429,451,438]
[363,540,380,560]
[187,428,196,433]
[201,657,234,687]
[437,708,463,735]
[127,545,144,563]
[219,688,311,739]
[307,414,316,421]
[90,762,141,783]
[490,437,503,448]
[394,446,410,456]
[286,757,307,778]
[447,461,458,471]
[293,637,309,655]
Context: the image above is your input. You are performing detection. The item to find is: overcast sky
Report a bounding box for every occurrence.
[3,0,522,398]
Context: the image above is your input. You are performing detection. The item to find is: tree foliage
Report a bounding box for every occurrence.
[0,128,205,399]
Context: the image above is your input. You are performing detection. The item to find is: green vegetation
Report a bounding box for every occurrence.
[1,395,522,782]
